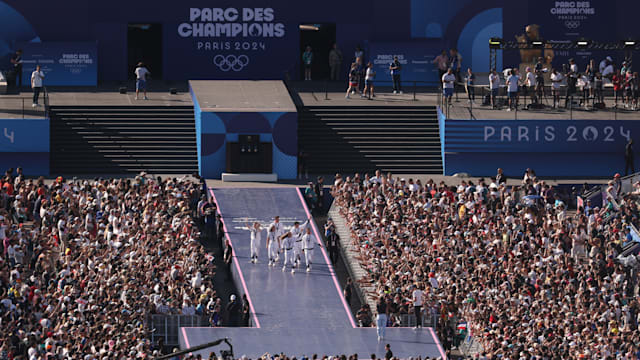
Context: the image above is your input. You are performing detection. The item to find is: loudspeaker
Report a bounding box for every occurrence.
[119,87,127,94]
[169,88,178,95]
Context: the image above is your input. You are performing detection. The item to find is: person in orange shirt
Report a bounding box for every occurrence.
[2,177,14,196]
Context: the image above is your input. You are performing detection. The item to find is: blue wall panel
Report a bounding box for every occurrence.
[3,0,638,81]
[194,107,297,179]
[0,118,49,175]
[443,119,640,178]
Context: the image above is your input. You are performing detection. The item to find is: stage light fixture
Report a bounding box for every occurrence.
[624,40,636,47]
[489,37,503,49]
[575,39,590,48]
[531,40,544,47]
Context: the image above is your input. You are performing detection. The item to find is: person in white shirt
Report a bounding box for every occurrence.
[291,219,309,268]
[550,68,564,108]
[280,231,295,273]
[489,69,500,108]
[31,65,44,107]
[301,227,316,272]
[362,62,376,99]
[266,225,279,267]
[524,67,537,104]
[602,60,614,84]
[269,216,284,261]
[505,69,520,111]
[245,220,262,263]
[411,284,424,329]
[441,68,456,106]
[599,56,612,75]
[134,62,150,100]
[578,72,591,108]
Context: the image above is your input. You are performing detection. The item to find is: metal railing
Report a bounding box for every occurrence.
[323,79,440,101]
[444,81,638,121]
[0,96,48,119]
[149,315,209,346]
[399,312,437,328]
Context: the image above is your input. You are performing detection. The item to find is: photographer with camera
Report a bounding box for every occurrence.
[564,58,578,108]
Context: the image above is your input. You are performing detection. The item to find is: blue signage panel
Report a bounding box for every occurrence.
[0,118,49,175]
[444,119,639,177]
[446,120,637,153]
[18,42,97,86]
[165,7,295,80]
[0,118,49,152]
[369,41,444,84]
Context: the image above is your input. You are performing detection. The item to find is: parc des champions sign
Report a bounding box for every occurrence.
[177,8,286,72]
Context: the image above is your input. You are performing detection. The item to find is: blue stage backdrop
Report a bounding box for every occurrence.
[1,0,640,81]
[191,86,297,179]
[18,42,97,86]
[0,118,49,175]
[443,119,639,178]
[369,41,443,84]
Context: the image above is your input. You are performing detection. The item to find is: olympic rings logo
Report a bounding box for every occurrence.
[213,55,250,72]
[564,20,580,29]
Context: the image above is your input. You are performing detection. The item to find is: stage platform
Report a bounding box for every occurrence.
[0,86,193,118]
[189,80,296,112]
[180,187,446,359]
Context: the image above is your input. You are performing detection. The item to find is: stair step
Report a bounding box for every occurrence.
[50,105,198,175]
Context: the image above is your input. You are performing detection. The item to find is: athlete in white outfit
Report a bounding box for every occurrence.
[245,220,262,263]
[269,216,284,261]
[290,219,309,268]
[280,231,295,273]
[302,227,316,272]
[266,226,280,267]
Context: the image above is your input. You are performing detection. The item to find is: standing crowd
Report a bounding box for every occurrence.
[463,55,640,111]
[0,169,232,359]
[332,169,640,359]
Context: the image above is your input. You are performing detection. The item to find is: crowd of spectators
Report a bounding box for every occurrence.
[332,169,640,359]
[0,168,228,359]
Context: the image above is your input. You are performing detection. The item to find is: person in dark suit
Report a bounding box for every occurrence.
[314,176,325,214]
[496,168,507,184]
[217,214,224,250]
[10,50,23,89]
[625,138,634,175]
[224,239,233,281]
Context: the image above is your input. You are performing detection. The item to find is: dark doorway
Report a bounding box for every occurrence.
[299,23,336,81]
[127,24,162,81]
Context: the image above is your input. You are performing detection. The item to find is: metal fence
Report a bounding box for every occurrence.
[399,311,437,328]
[149,315,209,346]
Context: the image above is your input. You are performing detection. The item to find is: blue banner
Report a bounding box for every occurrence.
[166,6,294,80]
[369,41,444,84]
[443,119,639,177]
[446,120,637,153]
[19,42,97,86]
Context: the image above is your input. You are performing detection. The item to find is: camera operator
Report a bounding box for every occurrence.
[534,56,546,102]
[564,58,578,108]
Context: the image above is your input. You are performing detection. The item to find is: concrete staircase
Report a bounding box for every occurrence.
[327,203,378,313]
[49,105,198,175]
[298,106,442,175]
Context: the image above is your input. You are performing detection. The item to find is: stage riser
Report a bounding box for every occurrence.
[50,106,198,175]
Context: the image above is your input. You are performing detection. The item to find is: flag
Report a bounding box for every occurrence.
[577,196,584,210]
